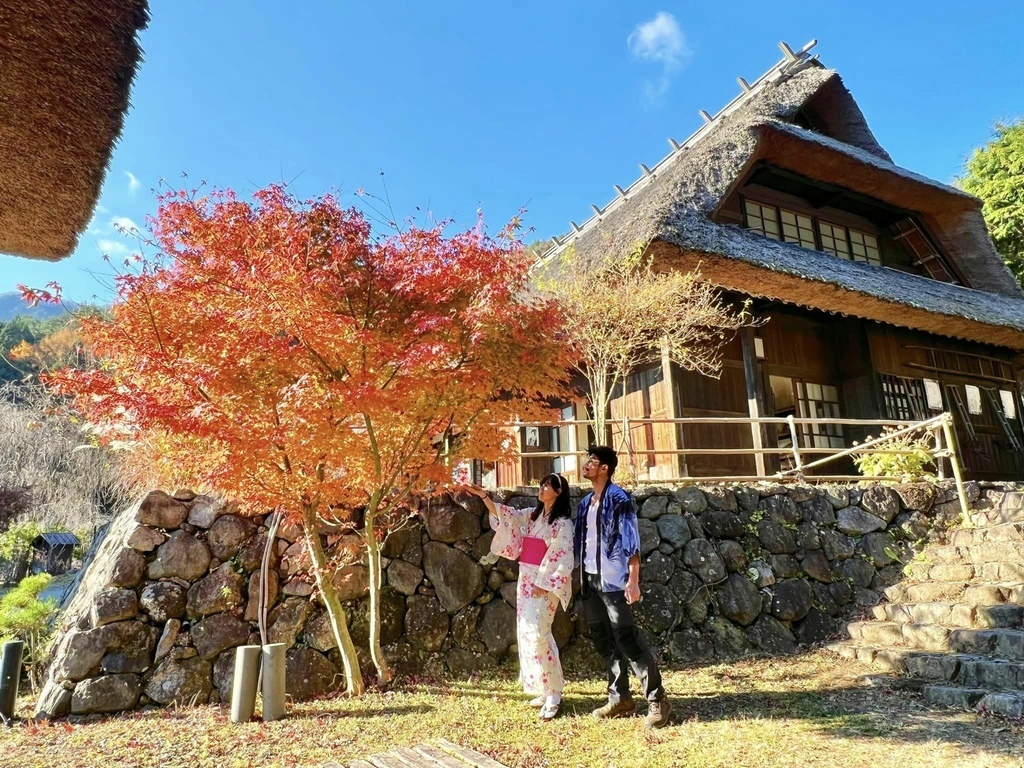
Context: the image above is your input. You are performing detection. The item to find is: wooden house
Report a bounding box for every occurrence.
[30,532,79,576]
[0,1,149,260]
[498,41,1024,486]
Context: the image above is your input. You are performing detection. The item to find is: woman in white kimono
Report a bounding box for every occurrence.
[465,474,574,721]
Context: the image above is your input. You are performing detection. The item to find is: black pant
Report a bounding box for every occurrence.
[583,572,663,704]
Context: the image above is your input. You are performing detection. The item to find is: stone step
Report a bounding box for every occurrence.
[827,642,1024,690]
[872,601,1024,629]
[847,622,1024,659]
[950,521,1024,547]
[922,684,988,710]
[884,580,1024,605]
[978,690,1024,718]
[970,492,1024,526]
[925,540,1024,565]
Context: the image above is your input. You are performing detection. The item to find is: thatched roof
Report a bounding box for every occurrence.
[548,42,1024,349]
[0,1,149,261]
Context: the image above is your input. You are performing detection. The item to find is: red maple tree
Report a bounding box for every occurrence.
[43,185,569,694]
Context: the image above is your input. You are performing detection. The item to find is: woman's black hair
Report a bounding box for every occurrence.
[531,473,571,523]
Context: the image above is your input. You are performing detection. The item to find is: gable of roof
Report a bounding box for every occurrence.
[0,1,149,261]
[545,41,1024,343]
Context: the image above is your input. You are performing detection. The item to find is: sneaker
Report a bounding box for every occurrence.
[528,695,546,709]
[539,696,561,721]
[643,698,672,729]
[592,698,636,719]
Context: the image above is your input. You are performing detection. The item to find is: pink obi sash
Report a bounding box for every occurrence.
[520,536,548,566]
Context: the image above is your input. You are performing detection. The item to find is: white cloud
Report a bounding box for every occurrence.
[97,239,131,257]
[628,12,690,69]
[111,216,139,232]
[95,204,109,214]
[126,171,141,194]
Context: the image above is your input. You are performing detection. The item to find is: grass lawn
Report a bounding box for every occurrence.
[4,650,1023,768]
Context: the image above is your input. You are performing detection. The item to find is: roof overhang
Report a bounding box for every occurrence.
[650,240,1024,351]
[0,1,149,260]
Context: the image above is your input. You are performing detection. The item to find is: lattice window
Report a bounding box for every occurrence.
[819,221,851,260]
[744,200,780,240]
[880,374,929,421]
[849,229,881,266]
[795,381,844,449]
[780,209,816,249]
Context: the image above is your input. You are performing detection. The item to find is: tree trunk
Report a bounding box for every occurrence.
[364,510,393,687]
[302,509,364,696]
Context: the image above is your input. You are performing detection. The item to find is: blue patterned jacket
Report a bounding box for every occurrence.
[573,482,641,591]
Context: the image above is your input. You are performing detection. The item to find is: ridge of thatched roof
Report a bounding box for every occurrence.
[545,41,1024,346]
[0,1,150,261]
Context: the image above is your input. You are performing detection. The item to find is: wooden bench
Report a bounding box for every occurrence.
[325,738,510,768]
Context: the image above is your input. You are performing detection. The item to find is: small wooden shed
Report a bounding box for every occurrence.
[31,532,79,576]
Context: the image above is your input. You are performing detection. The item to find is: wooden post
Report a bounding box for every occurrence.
[740,327,766,476]
[658,341,686,478]
[941,413,971,523]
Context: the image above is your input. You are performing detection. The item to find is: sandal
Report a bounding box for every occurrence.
[528,695,546,708]
[538,697,560,721]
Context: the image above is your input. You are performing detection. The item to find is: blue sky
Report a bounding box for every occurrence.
[4,1,1024,303]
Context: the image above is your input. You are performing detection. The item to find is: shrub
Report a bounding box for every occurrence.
[0,573,57,690]
[853,426,935,483]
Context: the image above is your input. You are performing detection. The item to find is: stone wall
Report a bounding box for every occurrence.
[35,480,980,718]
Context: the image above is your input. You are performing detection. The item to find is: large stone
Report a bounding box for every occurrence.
[797,607,840,645]
[187,563,245,618]
[718,540,747,573]
[747,615,797,654]
[212,650,237,705]
[187,495,225,528]
[147,531,211,581]
[716,573,761,626]
[673,486,707,513]
[836,506,886,535]
[795,522,821,551]
[286,648,340,701]
[859,485,901,523]
[191,613,251,660]
[381,526,423,566]
[699,510,745,538]
[894,482,936,513]
[640,495,669,519]
[109,547,147,588]
[127,525,167,552]
[655,515,690,549]
[136,490,188,529]
[268,598,313,649]
[139,581,187,622]
[759,495,801,526]
[859,532,898,567]
[828,579,853,607]
[707,617,751,657]
[404,595,449,651]
[101,622,159,674]
[769,554,801,579]
[670,628,714,662]
[154,619,181,661]
[145,656,213,705]
[207,514,257,561]
[303,611,338,652]
[638,518,661,555]
[822,485,850,509]
[683,539,727,584]
[841,557,876,589]
[820,530,856,561]
[71,674,141,715]
[799,495,836,525]
[351,588,406,647]
[813,582,841,616]
[667,569,696,601]
[642,550,675,584]
[756,521,797,554]
[446,648,498,676]
[387,558,423,596]
[478,598,516,655]
[451,605,482,648]
[704,486,738,511]
[637,583,677,633]
[800,550,833,583]
[422,502,481,543]
[747,560,775,588]
[331,564,370,602]
[732,486,760,513]
[91,587,138,627]
[422,542,484,612]
[52,627,108,682]
[236,533,273,573]
[772,579,813,621]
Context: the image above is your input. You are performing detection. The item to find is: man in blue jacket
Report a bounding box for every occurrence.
[574,445,670,728]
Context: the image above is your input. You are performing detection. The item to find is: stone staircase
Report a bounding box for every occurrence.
[828,489,1024,718]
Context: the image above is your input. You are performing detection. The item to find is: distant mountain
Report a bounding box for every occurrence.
[0,292,79,322]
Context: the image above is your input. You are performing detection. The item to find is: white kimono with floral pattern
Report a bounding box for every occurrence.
[490,503,574,697]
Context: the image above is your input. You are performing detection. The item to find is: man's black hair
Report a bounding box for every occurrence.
[587,445,618,478]
[531,473,572,523]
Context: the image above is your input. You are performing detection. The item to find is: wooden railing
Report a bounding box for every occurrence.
[496,412,969,517]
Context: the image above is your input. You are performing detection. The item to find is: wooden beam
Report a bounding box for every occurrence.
[740,326,767,476]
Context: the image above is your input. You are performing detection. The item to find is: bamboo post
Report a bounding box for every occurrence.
[941,413,971,523]
[230,645,262,723]
[0,640,25,723]
[261,643,287,721]
[786,415,803,480]
[932,425,946,481]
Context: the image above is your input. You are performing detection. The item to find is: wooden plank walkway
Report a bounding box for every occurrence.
[323,738,510,768]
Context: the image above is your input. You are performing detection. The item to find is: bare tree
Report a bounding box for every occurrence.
[538,244,756,453]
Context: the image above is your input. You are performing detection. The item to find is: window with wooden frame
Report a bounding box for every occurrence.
[779,209,816,249]
[743,200,780,240]
[879,374,929,421]
[794,381,844,449]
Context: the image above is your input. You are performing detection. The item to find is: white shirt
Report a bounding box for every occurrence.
[584,494,600,574]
